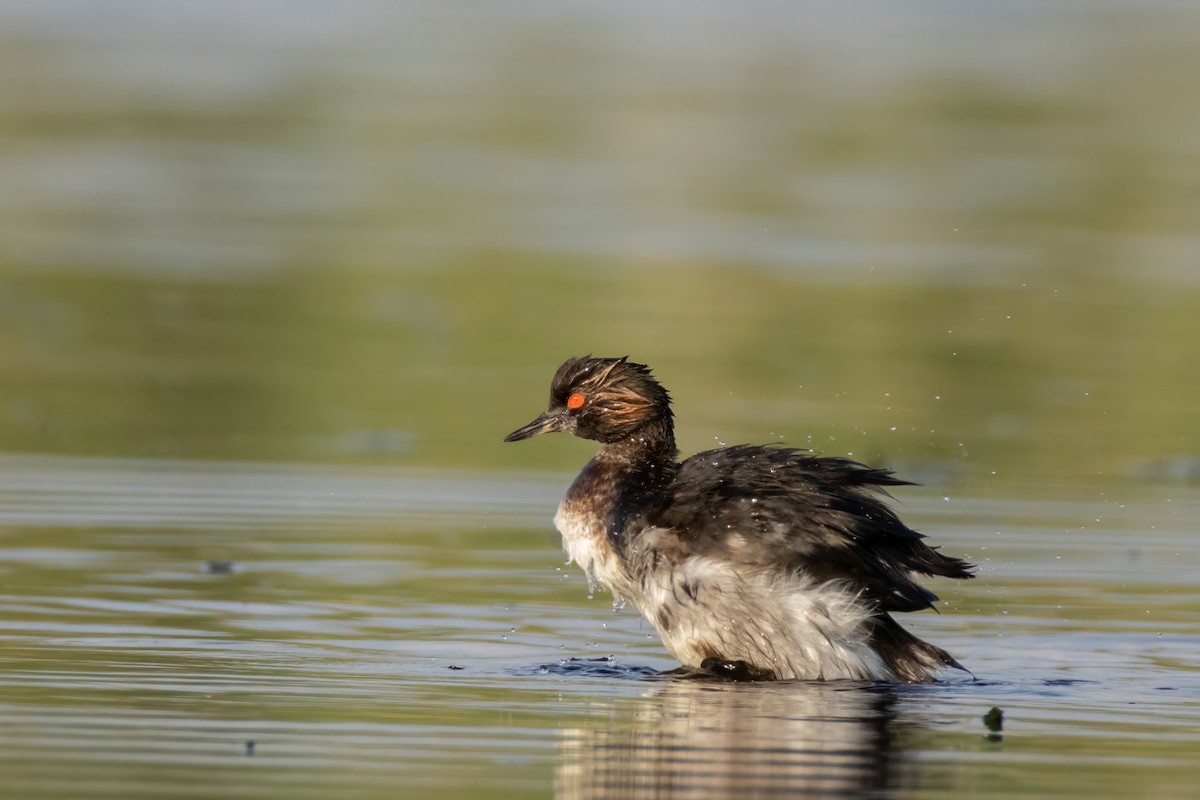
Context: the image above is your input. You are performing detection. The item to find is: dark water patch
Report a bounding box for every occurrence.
[514,656,660,680]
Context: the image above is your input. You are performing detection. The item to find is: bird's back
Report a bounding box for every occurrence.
[648,445,973,612]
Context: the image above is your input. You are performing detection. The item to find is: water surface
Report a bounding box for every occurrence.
[1,456,1197,798]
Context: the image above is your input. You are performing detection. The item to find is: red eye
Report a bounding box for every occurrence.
[567,393,586,410]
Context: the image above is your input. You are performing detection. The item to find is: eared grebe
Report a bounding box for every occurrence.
[504,356,974,682]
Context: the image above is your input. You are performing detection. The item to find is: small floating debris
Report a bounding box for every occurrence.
[447,664,465,671]
[245,740,256,756]
[983,706,1004,742]
[205,560,236,574]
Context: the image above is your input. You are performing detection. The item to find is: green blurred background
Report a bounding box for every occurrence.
[2,1,1198,486]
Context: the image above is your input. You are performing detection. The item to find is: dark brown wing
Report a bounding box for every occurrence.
[649,445,974,612]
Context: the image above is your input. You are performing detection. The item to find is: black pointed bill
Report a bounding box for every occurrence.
[503,411,565,442]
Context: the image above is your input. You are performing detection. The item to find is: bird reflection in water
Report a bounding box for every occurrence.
[555,680,910,798]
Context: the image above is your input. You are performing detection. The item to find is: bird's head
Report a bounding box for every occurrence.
[504,355,673,444]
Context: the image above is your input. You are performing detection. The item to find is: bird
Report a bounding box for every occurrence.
[504,356,975,682]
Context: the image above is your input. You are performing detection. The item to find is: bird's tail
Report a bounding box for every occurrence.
[868,613,969,683]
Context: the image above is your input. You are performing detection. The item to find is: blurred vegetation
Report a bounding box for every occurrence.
[2,264,1198,489]
[1,1,1198,488]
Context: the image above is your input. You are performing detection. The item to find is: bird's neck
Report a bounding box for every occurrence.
[585,417,678,545]
[595,416,678,473]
